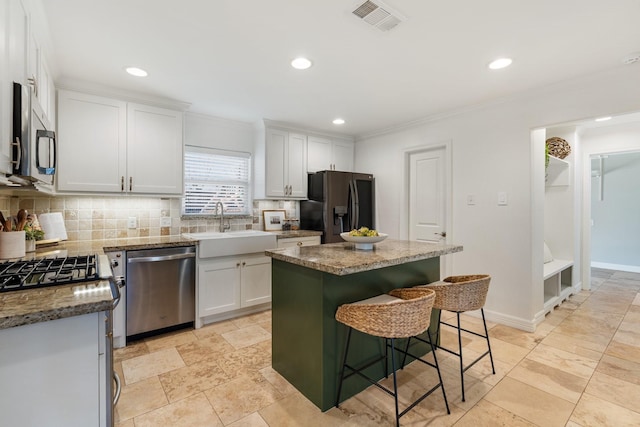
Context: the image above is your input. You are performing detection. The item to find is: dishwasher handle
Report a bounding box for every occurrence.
[127,252,195,263]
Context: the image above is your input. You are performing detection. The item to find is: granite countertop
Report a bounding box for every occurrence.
[0,280,115,329]
[274,230,322,239]
[265,239,463,276]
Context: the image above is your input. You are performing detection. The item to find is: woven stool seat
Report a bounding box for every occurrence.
[335,287,449,426]
[415,274,495,402]
[336,287,435,338]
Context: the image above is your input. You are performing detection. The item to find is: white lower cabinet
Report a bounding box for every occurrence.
[277,236,321,249]
[0,312,107,427]
[198,253,272,320]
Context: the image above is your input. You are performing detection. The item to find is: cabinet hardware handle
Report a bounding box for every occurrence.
[121,176,124,191]
[297,241,303,246]
[242,262,246,266]
[129,176,133,191]
[28,75,38,97]
[236,263,241,267]
[11,137,22,168]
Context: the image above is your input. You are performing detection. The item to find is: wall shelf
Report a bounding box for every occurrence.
[546,155,570,186]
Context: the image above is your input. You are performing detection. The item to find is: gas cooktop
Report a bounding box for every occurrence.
[0,254,102,293]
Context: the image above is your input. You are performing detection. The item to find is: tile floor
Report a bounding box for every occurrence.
[114,269,640,426]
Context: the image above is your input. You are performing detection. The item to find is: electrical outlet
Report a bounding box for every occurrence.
[467,195,476,205]
[498,192,508,206]
[160,217,171,227]
[127,217,137,229]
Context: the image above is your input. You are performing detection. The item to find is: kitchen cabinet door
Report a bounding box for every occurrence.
[0,2,12,174]
[198,258,241,317]
[307,136,354,172]
[127,103,183,195]
[57,90,127,193]
[332,140,354,172]
[265,129,307,198]
[240,255,272,307]
[8,0,28,86]
[287,132,308,198]
[265,128,287,197]
[307,136,332,173]
[0,312,105,427]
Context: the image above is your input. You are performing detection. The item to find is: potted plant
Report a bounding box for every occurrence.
[24,224,45,252]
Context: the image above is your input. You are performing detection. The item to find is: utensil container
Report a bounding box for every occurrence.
[0,231,26,259]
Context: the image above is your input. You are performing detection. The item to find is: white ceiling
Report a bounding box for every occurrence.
[40,0,640,137]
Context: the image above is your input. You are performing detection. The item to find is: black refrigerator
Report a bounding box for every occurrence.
[300,170,375,243]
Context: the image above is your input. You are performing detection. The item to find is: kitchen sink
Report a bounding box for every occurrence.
[182,230,277,258]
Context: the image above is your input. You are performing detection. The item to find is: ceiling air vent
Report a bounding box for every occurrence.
[352,0,405,32]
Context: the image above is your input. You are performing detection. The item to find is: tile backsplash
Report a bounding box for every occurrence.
[0,196,299,241]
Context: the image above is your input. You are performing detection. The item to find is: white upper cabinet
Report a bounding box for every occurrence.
[127,103,183,194]
[307,135,354,172]
[265,128,307,198]
[8,0,28,86]
[57,90,184,195]
[57,91,127,193]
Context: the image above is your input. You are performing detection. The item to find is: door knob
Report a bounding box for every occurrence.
[435,231,446,238]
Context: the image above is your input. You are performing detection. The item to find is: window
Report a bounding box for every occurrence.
[182,146,251,216]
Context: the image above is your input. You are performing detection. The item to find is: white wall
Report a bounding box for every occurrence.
[355,65,640,331]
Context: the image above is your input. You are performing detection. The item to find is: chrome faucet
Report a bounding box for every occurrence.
[215,201,230,232]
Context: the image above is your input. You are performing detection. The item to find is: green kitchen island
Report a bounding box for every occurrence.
[265,239,463,411]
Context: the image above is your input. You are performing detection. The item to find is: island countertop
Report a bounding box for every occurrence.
[265,239,462,276]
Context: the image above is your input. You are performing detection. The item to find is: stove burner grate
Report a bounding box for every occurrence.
[0,254,100,293]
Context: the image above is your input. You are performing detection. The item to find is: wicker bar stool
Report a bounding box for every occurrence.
[335,288,449,427]
[409,275,495,402]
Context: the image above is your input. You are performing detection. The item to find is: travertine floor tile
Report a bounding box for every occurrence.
[133,393,222,427]
[489,324,544,350]
[115,376,168,422]
[121,347,186,384]
[585,371,640,413]
[159,358,231,402]
[596,354,640,386]
[144,329,198,352]
[222,324,271,349]
[259,366,299,397]
[176,333,236,366]
[467,336,530,366]
[453,399,537,426]
[571,392,640,427]
[507,358,587,403]
[205,374,283,425]
[115,419,134,427]
[633,293,640,305]
[228,412,270,427]
[260,392,348,427]
[193,318,239,339]
[525,343,597,380]
[605,339,640,363]
[484,377,574,426]
[540,330,605,361]
[217,340,272,377]
[114,340,149,364]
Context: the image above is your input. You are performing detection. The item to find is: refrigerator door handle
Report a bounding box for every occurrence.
[349,179,360,230]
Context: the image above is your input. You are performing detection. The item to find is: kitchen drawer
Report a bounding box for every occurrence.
[277,236,321,249]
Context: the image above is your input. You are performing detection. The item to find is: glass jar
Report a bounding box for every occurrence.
[282,219,292,231]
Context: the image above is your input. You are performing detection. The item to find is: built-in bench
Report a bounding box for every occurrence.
[543,259,573,314]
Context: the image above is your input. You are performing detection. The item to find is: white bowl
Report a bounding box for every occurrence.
[340,232,388,250]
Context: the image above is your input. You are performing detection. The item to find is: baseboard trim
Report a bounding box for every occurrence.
[466,308,537,333]
[591,262,640,273]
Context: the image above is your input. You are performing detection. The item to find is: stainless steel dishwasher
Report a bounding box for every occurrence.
[126,246,196,337]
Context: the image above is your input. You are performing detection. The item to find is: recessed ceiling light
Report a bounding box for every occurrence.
[488,58,513,70]
[291,57,312,70]
[595,116,612,122]
[332,118,345,125]
[125,67,148,77]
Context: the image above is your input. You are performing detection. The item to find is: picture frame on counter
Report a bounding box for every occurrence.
[263,210,286,231]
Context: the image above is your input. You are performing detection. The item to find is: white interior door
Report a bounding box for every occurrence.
[408,146,449,275]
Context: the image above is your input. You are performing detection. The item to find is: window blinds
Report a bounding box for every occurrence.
[183,147,251,215]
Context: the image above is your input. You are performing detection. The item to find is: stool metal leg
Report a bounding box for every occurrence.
[482,309,496,375]
[389,338,400,427]
[335,327,353,408]
[456,312,465,402]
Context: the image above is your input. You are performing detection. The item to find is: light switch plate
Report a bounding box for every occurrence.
[160,217,171,227]
[127,217,137,229]
[498,192,508,206]
[467,195,476,205]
